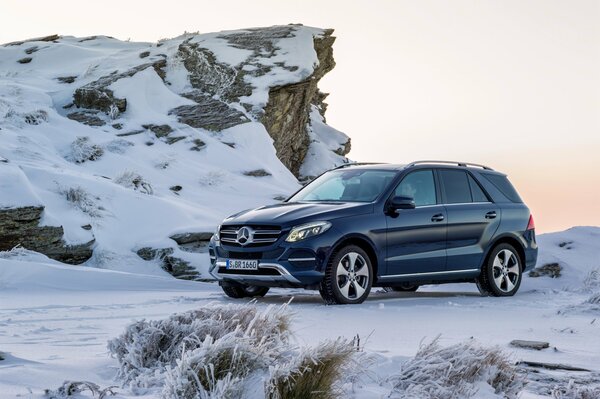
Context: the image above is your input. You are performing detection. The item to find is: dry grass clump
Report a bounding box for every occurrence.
[114,171,153,195]
[67,136,104,163]
[44,380,117,398]
[389,337,522,399]
[266,339,356,399]
[107,302,291,389]
[59,186,103,217]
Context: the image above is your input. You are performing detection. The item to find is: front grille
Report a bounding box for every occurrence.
[216,247,285,260]
[220,225,282,248]
[218,267,280,276]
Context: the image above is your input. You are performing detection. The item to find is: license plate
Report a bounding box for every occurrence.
[226,259,259,270]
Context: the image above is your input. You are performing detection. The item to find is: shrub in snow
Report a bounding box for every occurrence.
[44,381,117,399]
[582,268,600,292]
[114,171,154,195]
[66,136,104,163]
[389,337,522,399]
[162,334,267,399]
[107,302,291,389]
[59,186,103,217]
[265,338,357,399]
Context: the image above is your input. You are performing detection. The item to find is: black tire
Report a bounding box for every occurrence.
[319,245,373,305]
[477,243,522,297]
[383,283,419,293]
[221,283,270,299]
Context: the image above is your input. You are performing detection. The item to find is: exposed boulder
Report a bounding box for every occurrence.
[244,169,271,177]
[0,206,94,264]
[67,110,106,127]
[169,91,249,132]
[4,34,60,47]
[17,57,32,64]
[72,59,167,115]
[136,246,201,280]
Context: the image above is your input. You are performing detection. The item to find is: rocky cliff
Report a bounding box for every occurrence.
[0,25,350,279]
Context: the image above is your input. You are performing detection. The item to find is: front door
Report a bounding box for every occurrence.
[385,169,447,276]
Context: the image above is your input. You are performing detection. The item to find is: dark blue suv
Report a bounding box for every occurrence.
[209,161,537,304]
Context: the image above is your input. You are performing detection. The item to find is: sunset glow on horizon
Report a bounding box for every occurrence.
[2,0,598,233]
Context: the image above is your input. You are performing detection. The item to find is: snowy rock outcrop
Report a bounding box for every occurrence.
[0,25,350,278]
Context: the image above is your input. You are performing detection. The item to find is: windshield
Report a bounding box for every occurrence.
[289,169,397,202]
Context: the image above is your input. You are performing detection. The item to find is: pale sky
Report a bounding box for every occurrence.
[2,0,599,233]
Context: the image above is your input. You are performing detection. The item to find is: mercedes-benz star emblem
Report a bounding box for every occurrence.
[236,227,253,245]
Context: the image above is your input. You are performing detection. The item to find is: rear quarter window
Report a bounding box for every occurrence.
[481,173,522,203]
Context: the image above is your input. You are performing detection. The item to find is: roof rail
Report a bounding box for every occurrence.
[333,162,385,170]
[407,160,493,170]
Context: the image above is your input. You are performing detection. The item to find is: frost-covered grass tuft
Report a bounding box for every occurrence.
[44,380,117,399]
[389,337,522,399]
[58,186,103,217]
[114,171,154,195]
[66,136,104,163]
[266,338,356,399]
[582,268,600,292]
[162,334,265,399]
[107,302,291,389]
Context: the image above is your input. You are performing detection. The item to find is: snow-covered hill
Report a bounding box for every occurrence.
[0,227,599,398]
[0,26,350,278]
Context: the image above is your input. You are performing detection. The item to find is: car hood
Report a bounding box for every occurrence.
[223,201,373,227]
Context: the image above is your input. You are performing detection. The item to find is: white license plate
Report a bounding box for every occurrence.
[226,259,259,270]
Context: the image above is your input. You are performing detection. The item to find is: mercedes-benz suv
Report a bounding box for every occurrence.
[208,161,537,304]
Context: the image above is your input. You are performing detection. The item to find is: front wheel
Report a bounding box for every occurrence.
[319,245,373,305]
[476,244,522,297]
[221,283,270,299]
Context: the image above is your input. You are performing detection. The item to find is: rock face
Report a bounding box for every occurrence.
[0,206,94,264]
[261,30,338,176]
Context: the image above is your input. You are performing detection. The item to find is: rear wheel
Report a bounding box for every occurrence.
[221,283,270,299]
[383,283,419,292]
[477,243,522,297]
[319,245,373,305]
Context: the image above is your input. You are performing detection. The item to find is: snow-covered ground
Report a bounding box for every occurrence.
[1,227,599,398]
[0,27,349,277]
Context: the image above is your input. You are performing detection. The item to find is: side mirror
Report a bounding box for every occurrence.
[389,195,416,211]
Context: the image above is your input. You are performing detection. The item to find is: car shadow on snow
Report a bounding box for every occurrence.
[243,288,483,306]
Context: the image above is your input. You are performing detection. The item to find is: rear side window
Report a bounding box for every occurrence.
[439,169,471,204]
[468,174,489,202]
[481,173,522,203]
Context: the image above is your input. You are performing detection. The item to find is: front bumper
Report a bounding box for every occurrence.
[208,235,332,288]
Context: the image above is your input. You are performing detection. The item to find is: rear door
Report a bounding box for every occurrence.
[385,169,447,276]
[437,169,500,271]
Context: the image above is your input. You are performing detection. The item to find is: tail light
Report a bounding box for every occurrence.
[526,214,535,230]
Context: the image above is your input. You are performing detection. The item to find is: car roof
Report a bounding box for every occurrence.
[335,161,504,174]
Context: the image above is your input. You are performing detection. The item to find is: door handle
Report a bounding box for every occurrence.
[431,214,445,222]
[485,211,497,219]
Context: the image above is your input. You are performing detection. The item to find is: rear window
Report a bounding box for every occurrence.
[481,173,522,203]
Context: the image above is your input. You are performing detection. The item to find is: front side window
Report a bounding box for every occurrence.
[439,169,472,204]
[289,169,397,202]
[394,170,437,206]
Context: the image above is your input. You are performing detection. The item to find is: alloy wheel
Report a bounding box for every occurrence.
[492,249,520,293]
[336,252,370,300]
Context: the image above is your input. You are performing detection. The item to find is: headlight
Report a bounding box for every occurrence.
[285,221,332,242]
[212,225,221,242]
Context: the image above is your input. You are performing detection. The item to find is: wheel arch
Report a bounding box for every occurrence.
[326,234,380,282]
[481,233,526,271]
